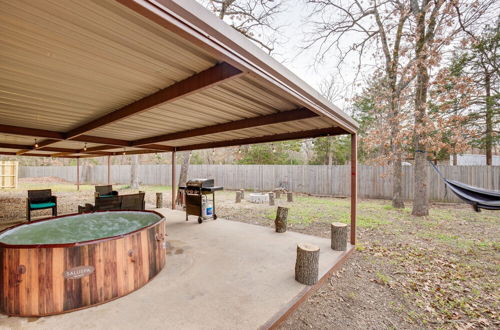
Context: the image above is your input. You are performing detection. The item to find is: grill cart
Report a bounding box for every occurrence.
[179,179,223,224]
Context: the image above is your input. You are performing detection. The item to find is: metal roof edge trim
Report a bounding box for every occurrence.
[118,0,358,133]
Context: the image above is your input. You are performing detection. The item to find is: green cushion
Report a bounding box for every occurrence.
[99,194,114,198]
[30,202,55,209]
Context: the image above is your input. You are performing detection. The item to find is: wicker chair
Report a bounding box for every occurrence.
[94,185,118,198]
[120,192,145,210]
[78,192,145,213]
[26,189,57,222]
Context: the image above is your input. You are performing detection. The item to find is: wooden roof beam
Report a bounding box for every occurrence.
[176,127,348,151]
[131,108,318,146]
[65,62,243,140]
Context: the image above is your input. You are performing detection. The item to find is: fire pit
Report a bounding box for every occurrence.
[249,193,269,204]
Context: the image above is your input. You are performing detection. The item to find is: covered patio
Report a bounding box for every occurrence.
[0,209,353,329]
[0,0,358,327]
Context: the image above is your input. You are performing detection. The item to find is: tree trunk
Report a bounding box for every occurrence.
[287,192,293,202]
[178,152,191,187]
[130,155,139,189]
[412,10,430,217]
[235,191,242,203]
[392,156,405,208]
[274,206,288,233]
[331,222,348,251]
[274,189,281,199]
[485,72,493,166]
[240,189,245,199]
[452,153,457,166]
[156,192,163,209]
[269,192,275,206]
[295,243,320,285]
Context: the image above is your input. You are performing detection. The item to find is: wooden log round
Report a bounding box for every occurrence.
[275,190,281,199]
[239,189,245,199]
[274,206,288,233]
[268,192,275,206]
[331,222,348,251]
[295,243,320,285]
[235,191,242,203]
[287,192,293,202]
[156,192,163,208]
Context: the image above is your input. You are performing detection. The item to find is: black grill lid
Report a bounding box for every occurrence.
[186,178,215,188]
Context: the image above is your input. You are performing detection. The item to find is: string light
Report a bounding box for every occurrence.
[238,146,242,154]
[272,144,276,153]
[83,143,87,151]
[34,139,39,148]
[212,148,215,156]
[122,147,126,155]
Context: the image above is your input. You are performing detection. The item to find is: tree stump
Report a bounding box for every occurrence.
[235,191,242,203]
[295,243,320,285]
[274,189,281,199]
[269,192,275,206]
[331,222,348,251]
[274,206,288,233]
[240,189,245,199]
[156,192,163,209]
[287,192,293,202]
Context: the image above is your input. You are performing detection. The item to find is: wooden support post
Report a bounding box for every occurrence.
[350,134,357,245]
[268,192,275,206]
[287,192,293,202]
[240,189,245,199]
[76,158,80,191]
[171,150,176,209]
[156,192,163,209]
[274,206,288,233]
[107,155,111,185]
[235,191,242,203]
[331,222,348,251]
[295,243,320,285]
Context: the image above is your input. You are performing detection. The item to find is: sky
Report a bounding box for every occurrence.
[196,0,374,110]
[268,1,375,110]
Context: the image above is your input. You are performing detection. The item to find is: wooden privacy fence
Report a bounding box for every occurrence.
[19,165,500,203]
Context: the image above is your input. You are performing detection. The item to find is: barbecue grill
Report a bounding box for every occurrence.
[179,179,223,224]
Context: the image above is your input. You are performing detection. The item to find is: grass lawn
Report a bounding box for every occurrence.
[0,179,498,328]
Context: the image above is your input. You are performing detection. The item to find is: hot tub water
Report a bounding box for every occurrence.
[0,211,161,245]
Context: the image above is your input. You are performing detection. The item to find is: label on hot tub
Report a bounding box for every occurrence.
[63,266,95,279]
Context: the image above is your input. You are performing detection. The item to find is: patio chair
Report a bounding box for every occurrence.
[95,185,118,198]
[120,192,145,210]
[79,192,145,213]
[93,195,121,211]
[26,189,57,222]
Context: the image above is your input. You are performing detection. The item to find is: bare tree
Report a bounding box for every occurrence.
[304,0,415,208]
[408,0,494,216]
[305,0,495,215]
[198,0,283,53]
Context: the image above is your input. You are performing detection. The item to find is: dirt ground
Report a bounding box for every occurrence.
[1,180,498,329]
[216,194,499,330]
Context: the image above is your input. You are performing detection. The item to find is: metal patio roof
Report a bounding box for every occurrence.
[0,0,358,159]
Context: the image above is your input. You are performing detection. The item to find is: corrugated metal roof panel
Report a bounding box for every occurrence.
[0,0,218,131]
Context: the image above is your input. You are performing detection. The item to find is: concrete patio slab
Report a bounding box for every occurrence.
[0,209,353,330]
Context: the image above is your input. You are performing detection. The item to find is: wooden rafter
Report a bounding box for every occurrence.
[132,108,318,146]
[176,127,346,151]
[65,62,243,140]
[5,62,243,155]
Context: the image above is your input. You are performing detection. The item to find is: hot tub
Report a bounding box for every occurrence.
[0,210,166,316]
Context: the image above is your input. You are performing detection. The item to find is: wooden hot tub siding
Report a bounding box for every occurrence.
[0,213,166,316]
